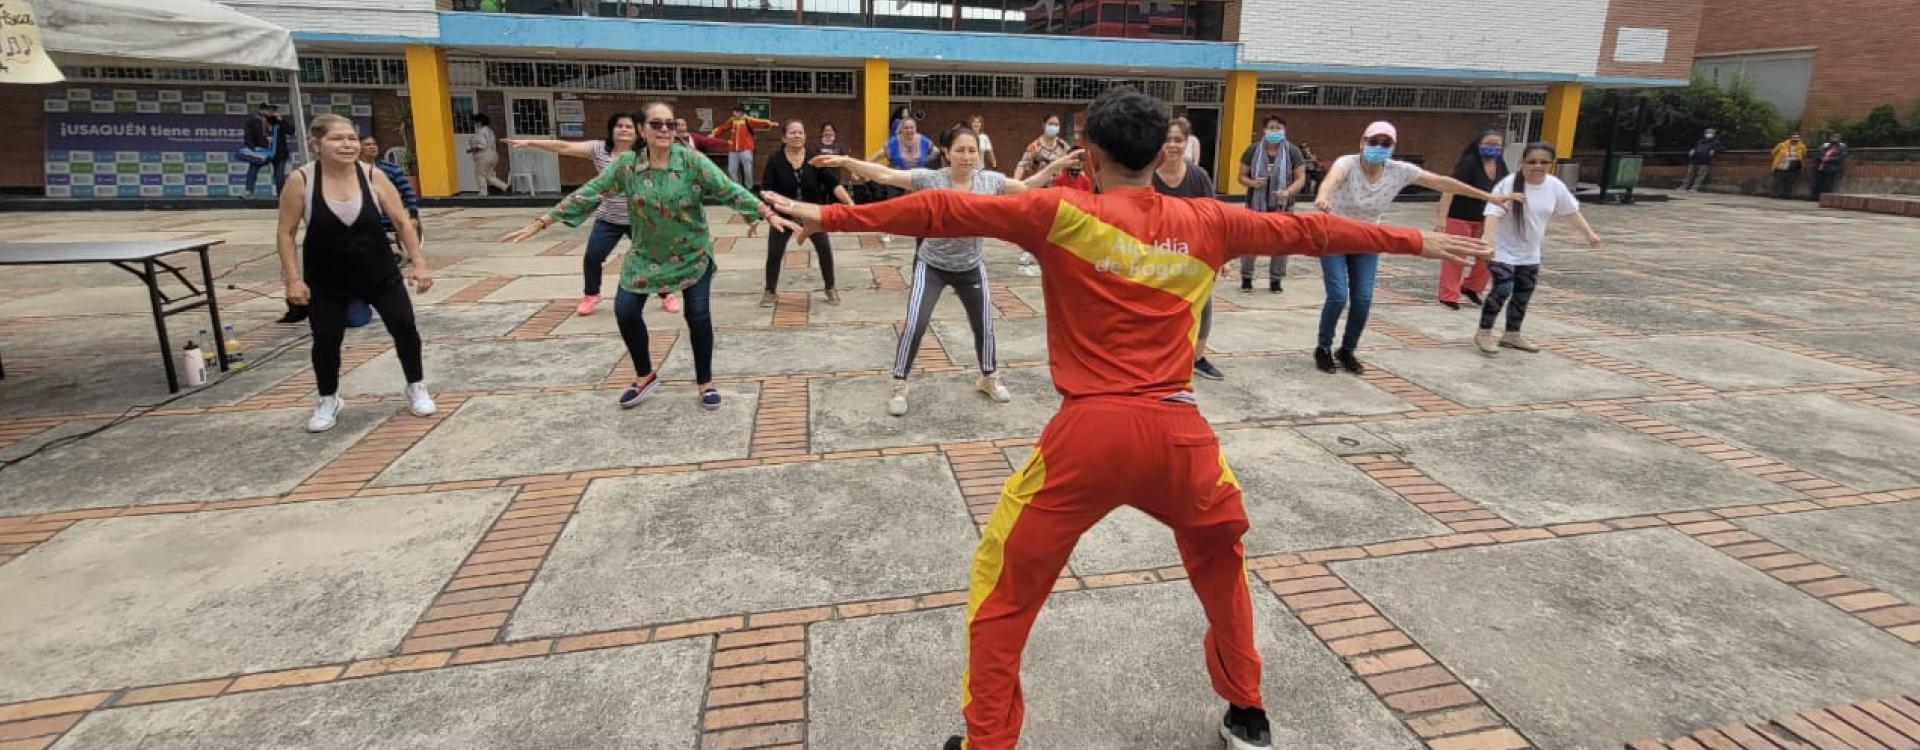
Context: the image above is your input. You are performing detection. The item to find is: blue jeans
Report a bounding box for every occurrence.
[1317,254,1378,352]
[584,219,627,296]
[244,157,287,196]
[616,262,715,384]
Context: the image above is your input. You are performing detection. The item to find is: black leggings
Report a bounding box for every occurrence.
[895,259,993,379]
[310,278,423,396]
[1479,262,1539,333]
[765,227,835,292]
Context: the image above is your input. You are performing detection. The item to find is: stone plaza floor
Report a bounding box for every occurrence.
[2,192,1919,749]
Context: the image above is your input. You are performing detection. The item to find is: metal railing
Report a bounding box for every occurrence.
[449,0,1227,40]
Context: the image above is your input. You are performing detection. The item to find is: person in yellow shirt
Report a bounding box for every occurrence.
[711,105,777,187]
[1770,133,1807,199]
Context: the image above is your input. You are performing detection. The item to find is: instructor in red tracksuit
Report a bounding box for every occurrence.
[764,86,1488,750]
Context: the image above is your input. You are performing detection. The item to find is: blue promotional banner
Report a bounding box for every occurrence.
[43,88,374,198]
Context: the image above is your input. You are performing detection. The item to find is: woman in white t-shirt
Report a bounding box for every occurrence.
[1475,142,1601,355]
[1310,120,1513,374]
[969,115,997,172]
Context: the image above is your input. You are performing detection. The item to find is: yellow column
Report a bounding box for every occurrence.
[1218,71,1257,196]
[404,45,458,198]
[1542,82,1583,158]
[862,58,891,161]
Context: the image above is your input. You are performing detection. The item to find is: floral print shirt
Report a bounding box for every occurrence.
[546,144,763,295]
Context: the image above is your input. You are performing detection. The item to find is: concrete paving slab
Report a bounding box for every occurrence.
[811,288,967,325]
[1337,528,1920,749]
[0,311,281,359]
[1635,393,1920,492]
[0,406,385,514]
[375,386,757,485]
[0,419,106,462]
[547,292,774,335]
[0,356,187,418]
[339,337,627,396]
[509,454,976,636]
[342,302,543,342]
[711,265,873,295]
[482,274,617,303]
[1193,355,1414,423]
[1764,328,1920,370]
[810,368,1061,453]
[0,285,178,317]
[1068,427,1449,574]
[809,582,1420,749]
[54,640,708,750]
[1580,335,1884,389]
[1364,346,1664,407]
[1291,422,1406,456]
[1720,294,1920,327]
[1365,410,1798,525]
[1201,308,1329,353]
[659,323,899,378]
[1538,271,1700,297]
[442,255,600,277]
[934,316,1048,368]
[1374,303,1598,343]
[1878,385,1920,406]
[1542,296,1781,334]
[1205,285,1326,311]
[1662,267,1841,293]
[0,489,510,703]
[1740,503,1920,606]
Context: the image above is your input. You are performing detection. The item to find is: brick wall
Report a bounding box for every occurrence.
[1576,150,1920,197]
[1237,0,1609,77]
[1595,0,1702,81]
[1250,109,1499,174]
[216,0,438,38]
[1695,0,1920,124]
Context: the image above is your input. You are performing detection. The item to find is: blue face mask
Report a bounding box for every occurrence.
[1264,130,1286,144]
[1478,144,1504,159]
[1043,124,1060,137]
[1362,145,1394,164]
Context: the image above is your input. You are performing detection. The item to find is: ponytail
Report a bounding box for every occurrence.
[1505,142,1556,247]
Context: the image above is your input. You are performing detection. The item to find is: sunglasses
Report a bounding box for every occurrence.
[644,120,674,132]
[1365,136,1395,147]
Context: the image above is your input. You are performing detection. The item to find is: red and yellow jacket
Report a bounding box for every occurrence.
[821,185,1425,400]
[711,116,775,152]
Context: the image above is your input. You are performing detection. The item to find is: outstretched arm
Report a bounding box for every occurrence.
[812,154,913,190]
[765,187,1056,253]
[503,138,595,159]
[1415,170,1511,205]
[1008,149,1082,193]
[1312,159,1349,212]
[1210,202,1489,267]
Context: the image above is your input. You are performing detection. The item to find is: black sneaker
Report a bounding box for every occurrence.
[277,303,309,325]
[1463,289,1483,305]
[1240,276,1253,293]
[1438,299,1460,310]
[1313,346,1336,373]
[942,736,963,750]
[1336,348,1366,374]
[1221,704,1272,749]
[1194,357,1225,380]
[619,374,660,409]
[1269,279,1282,294]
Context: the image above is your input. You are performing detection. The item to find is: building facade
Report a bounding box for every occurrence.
[1693,0,1918,128]
[7,0,1708,199]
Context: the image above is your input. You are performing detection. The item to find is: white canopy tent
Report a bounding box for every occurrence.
[37,0,311,161]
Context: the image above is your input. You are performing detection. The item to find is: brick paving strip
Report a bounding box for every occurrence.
[771,291,810,328]
[3,484,1919,747]
[1620,695,1920,749]
[1547,342,1719,397]
[505,299,576,338]
[1579,404,1856,497]
[440,275,516,304]
[1344,453,1515,533]
[750,377,809,458]
[1679,522,1920,646]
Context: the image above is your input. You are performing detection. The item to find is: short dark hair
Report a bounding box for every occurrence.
[472,113,491,127]
[604,111,637,147]
[1083,86,1168,173]
[1263,115,1286,127]
[939,122,977,150]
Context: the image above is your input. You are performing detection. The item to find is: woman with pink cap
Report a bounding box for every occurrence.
[1310,120,1514,374]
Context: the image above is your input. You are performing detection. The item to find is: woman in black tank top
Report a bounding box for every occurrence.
[275,114,435,433]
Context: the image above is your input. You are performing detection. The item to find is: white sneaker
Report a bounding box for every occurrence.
[1018,252,1035,266]
[887,381,909,417]
[977,374,1011,403]
[307,395,344,432]
[881,233,893,245]
[404,382,436,417]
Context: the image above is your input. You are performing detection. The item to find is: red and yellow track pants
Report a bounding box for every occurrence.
[960,396,1263,749]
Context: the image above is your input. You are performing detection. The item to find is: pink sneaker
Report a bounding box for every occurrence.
[662,293,682,314]
[576,294,601,316]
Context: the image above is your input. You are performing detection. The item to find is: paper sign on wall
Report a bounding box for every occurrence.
[1,0,64,84]
[696,108,714,131]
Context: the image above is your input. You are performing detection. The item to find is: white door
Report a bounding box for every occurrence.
[504,92,562,194]
[1504,107,1545,172]
[451,92,479,193]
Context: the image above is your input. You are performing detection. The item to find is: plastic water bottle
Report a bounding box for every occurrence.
[197,329,217,369]
[222,324,247,370]
[181,342,207,387]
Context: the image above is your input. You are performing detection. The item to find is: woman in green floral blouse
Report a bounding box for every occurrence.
[503,102,800,410]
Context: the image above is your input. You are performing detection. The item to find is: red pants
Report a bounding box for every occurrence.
[1436,217,1490,303]
[961,396,1262,749]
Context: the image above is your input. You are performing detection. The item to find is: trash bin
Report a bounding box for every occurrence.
[1607,155,1644,192]
[1557,159,1582,188]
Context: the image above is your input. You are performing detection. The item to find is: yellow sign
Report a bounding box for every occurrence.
[1,0,63,84]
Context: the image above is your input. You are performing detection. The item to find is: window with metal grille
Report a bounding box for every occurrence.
[584,64,634,91]
[380,59,407,86]
[1512,91,1546,106]
[449,60,486,88]
[536,63,581,89]
[1479,90,1511,110]
[220,69,274,83]
[487,61,536,88]
[890,73,913,98]
[328,58,382,85]
[1255,82,1284,105]
[452,97,476,135]
[912,74,954,98]
[97,67,155,80]
[636,65,678,91]
[510,98,553,136]
[1034,77,1075,100]
[160,68,218,82]
[772,70,813,95]
[1142,80,1177,103]
[1182,80,1222,104]
[1319,85,1355,107]
[954,74,994,99]
[817,71,856,96]
[682,67,723,92]
[995,76,1026,99]
[727,68,769,93]
[299,58,326,84]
